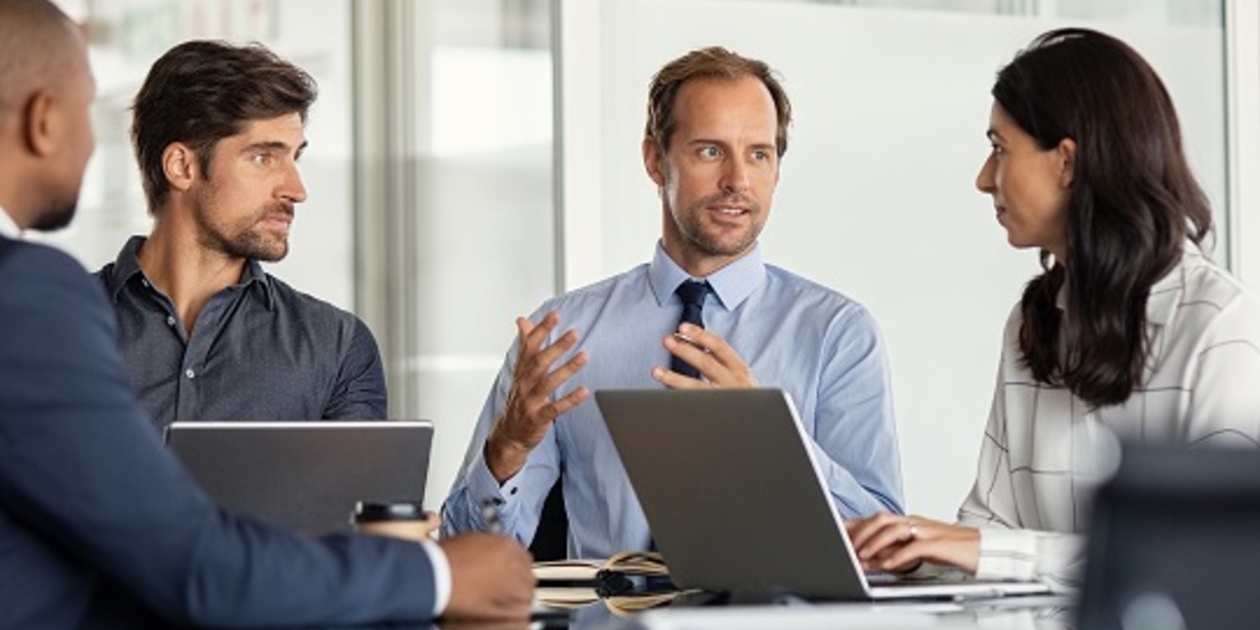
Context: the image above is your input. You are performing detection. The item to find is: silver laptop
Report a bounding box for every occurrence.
[596,389,1051,601]
[165,421,433,534]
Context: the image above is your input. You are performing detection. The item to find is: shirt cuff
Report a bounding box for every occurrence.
[469,451,516,512]
[419,539,451,616]
[975,527,1038,581]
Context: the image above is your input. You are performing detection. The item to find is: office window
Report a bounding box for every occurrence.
[415,0,555,503]
[352,0,555,502]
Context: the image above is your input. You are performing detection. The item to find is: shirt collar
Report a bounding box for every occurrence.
[236,257,273,308]
[648,240,766,310]
[102,235,276,309]
[1145,240,1203,327]
[0,205,22,239]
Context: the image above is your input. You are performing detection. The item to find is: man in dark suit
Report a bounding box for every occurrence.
[0,1,533,628]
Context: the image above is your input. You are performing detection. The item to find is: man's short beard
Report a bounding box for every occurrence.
[680,223,757,257]
[30,202,77,232]
[674,193,762,257]
[202,227,290,263]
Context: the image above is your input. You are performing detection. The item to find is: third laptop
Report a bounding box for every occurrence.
[165,421,433,534]
[596,388,1052,601]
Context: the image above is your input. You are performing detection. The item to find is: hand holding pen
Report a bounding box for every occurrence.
[654,323,760,389]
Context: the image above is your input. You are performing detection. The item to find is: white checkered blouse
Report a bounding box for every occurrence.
[958,243,1260,590]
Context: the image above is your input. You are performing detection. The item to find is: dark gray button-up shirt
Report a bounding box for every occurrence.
[95,236,387,430]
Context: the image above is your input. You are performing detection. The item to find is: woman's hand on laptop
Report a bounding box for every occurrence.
[844,513,980,575]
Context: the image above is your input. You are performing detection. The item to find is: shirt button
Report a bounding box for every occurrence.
[166,315,176,327]
[185,368,196,379]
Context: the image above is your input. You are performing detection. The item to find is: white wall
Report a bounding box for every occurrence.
[558,0,1226,519]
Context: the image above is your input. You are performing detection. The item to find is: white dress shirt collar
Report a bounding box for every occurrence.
[0,205,21,239]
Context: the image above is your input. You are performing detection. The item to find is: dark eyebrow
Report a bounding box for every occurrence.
[243,140,309,154]
[686,139,777,154]
[985,129,1002,143]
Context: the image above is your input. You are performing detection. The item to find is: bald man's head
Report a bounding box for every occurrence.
[0,0,95,232]
[0,0,79,114]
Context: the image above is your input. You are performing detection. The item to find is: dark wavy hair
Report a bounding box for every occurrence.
[645,46,792,157]
[993,28,1212,407]
[131,40,317,213]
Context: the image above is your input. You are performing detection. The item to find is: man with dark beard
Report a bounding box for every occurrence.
[95,41,386,429]
[443,47,904,559]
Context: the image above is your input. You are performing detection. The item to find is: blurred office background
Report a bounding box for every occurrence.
[46,0,1254,522]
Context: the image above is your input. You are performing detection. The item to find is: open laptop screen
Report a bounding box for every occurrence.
[596,388,1048,600]
[164,421,433,534]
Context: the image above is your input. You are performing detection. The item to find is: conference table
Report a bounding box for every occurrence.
[524,588,1075,630]
[110,586,1067,630]
[92,586,1070,630]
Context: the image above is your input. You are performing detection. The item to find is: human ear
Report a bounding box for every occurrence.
[1056,137,1077,188]
[21,90,57,157]
[162,143,197,192]
[642,138,666,188]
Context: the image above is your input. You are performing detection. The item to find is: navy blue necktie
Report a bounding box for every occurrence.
[651,281,709,550]
[670,280,710,378]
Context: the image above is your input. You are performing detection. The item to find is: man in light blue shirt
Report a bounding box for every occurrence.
[443,46,903,559]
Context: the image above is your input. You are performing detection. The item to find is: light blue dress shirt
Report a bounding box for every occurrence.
[442,242,904,558]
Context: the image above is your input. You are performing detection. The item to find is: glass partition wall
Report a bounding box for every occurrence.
[352,0,554,504]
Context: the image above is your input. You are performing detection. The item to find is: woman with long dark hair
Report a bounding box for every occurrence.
[846,27,1260,589]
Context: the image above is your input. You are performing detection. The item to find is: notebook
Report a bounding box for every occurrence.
[165,421,433,534]
[1077,444,1260,630]
[596,388,1051,601]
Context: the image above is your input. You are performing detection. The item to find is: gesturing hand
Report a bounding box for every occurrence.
[485,312,589,483]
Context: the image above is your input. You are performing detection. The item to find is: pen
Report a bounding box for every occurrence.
[672,332,710,354]
[480,498,503,534]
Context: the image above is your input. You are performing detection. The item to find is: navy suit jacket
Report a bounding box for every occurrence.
[0,236,438,629]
